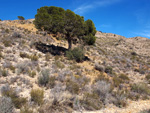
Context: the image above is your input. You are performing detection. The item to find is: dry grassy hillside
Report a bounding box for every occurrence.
[0,19,150,113]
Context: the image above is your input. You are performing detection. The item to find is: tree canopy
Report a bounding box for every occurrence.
[17,16,25,20]
[34,6,96,49]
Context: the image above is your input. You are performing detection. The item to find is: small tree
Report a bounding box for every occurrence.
[17,16,25,20]
[34,6,96,49]
[0,19,2,21]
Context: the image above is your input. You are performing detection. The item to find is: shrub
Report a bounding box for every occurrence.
[0,68,9,77]
[93,80,111,103]
[113,76,123,87]
[83,34,96,45]
[66,79,80,94]
[145,74,150,83]
[12,32,22,38]
[3,40,11,47]
[20,52,30,58]
[49,76,56,88]
[131,83,150,95]
[113,90,127,108]
[17,62,30,74]
[30,89,44,105]
[5,29,10,33]
[28,70,36,78]
[38,68,50,86]
[2,88,27,109]
[81,92,102,110]
[18,16,25,20]
[105,66,113,74]
[45,53,51,61]
[0,19,1,21]
[55,61,65,69]
[0,52,3,59]
[30,54,38,61]
[119,74,129,81]
[0,96,14,113]
[66,47,85,62]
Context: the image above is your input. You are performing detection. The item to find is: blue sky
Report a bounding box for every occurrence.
[0,0,150,38]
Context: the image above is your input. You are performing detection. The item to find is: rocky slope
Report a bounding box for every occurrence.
[0,19,150,113]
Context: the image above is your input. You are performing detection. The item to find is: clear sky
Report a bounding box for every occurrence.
[0,0,150,38]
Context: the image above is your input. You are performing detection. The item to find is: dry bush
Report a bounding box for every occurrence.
[30,89,44,105]
[2,88,27,109]
[0,96,14,113]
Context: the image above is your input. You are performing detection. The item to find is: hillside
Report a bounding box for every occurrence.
[0,19,150,113]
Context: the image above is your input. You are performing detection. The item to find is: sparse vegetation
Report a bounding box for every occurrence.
[1,11,150,113]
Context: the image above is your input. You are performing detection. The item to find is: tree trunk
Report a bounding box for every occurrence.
[68,38,72,50]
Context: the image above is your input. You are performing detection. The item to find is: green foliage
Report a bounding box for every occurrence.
[18,16,25,20]
[145,74,150,83]
[55,61,65,69]
[83,34,96,45]
[34,6,96,49]
[66,47,85,62]
[81,92,102,110]
[2,89,27,109]
[0,68,8,77]
[105,66,113,74]
[83,19,97,45]
[131,83,150,95]
[30,89,44,105]
[38,68,50,86]
[0,19,2,21]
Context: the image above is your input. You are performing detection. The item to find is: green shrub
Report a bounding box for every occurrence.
[3,40,11,47]
[5,29,10,33]
[18,16,25,20]
[49,76,56,88]
[0,19,2,21]
[0,68,8,77]
[2,89,27,109]
[83,34,96,45]
[30,89,44,105]
[20,52,30,58]
[131,83,150,95]
[55,61,65,69]
[28,70,36,78]
[105,66,113,74]
[38,69,50,86]
[81,92,102,110]
[66,79,80,94]
[0,52,3,59]
[145,74,150,83]
[66,47,85,62]
[113,76,123,87]
[119,74,129,81]
[30,54,38,61]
